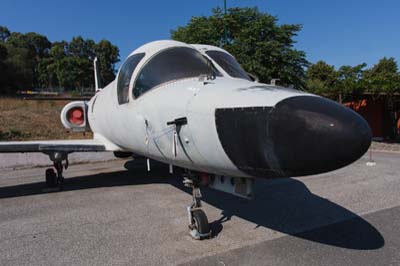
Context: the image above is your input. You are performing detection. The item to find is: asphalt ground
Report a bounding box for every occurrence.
[0,151,399,266]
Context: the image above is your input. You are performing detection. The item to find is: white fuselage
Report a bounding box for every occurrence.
[84,40,371,179]
[88,76,308,177]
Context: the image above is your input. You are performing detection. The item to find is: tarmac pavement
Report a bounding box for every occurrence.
[0,151,398,266]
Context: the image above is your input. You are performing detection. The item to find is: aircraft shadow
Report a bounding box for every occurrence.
[0,159,384,250]
[199,178,385,250]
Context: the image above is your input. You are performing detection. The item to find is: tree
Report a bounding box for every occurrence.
[0,43,7,61]
[172,14,223,46]
[306,61,338,95]
[55,57,90,89]
[68,36,95,60]
[363,58,400,139]
[336,63,366,96]
[49,41,68,60]
[0,26,10,42]
[25,32,51,87]
[68,36,86,57]
[37,41,68,88]
[37,58,58,88]
[94,40,119,86]
[306,61,368,100]
[6,32,30,49]
[171,7,308,88]
[0,43,9,93]
[0,25,120,93]
[363,57,400,95]
[25,32,51,58]
[2,31,52,89]
[4,46,34,90]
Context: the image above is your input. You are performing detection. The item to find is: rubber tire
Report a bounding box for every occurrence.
[192,209,210,237]
[45,168,57,187]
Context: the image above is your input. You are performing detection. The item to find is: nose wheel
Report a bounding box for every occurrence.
[190,209,210,238]
[44,152,67,190]
[184,175,211,240]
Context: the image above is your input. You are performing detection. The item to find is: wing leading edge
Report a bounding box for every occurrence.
[0,139,106,153]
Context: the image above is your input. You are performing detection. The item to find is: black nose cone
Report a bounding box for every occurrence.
[215,96,372,178]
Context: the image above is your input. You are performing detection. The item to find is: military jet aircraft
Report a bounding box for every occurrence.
[0,40,372,239]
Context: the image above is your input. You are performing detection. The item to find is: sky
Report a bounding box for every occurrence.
[1,0,399,69]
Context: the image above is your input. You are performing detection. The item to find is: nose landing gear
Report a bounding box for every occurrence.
[184,174,211,240]
[44,152,68,190]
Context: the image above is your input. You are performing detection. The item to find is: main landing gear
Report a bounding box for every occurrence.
[183,172,211,240]
[44,152,68,190]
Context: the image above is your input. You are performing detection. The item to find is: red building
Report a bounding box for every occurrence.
[344,95,400,139]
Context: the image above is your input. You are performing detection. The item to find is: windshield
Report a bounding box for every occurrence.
[133,47,220,98]
[117,53,145,104]
[206,50,251,81]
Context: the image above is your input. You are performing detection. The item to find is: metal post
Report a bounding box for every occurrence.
[223,0,228,46]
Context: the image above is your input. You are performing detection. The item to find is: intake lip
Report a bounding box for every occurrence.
[215,96,372,178]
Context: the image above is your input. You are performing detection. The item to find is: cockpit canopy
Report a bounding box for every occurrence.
[116,40,251,105]
[117,53,145,104]
[205,50,251,81]
[192,44,252,82]
[133,47,219,99]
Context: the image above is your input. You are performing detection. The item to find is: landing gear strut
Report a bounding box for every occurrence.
[44,152,68,190]
[184,172,211,240]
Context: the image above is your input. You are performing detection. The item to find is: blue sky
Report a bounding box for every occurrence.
[1,0,399,68]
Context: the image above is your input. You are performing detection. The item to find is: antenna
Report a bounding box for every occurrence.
[271,79,280,86]
[224,0,228,45]
[93,57,102,92]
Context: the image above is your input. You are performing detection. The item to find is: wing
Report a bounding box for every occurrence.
[0,139,106,153]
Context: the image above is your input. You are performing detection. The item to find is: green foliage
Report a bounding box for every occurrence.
[171,7,309,88]
[2,9,400,98]
[55,57,91,89]
[4,46,34,91]
[172,6,400,97]
[24,32,51,58]
[306,58,400,98]
[306,61,338,95]
[95,40,120,87]
[306,61,368,98]
[336,63,366,95]
[0,26,10,42]
[0,43,7,60]
[172,8,224,46]
[0,27,120,94]
[49,41,68,60]
[0,43,9,92]
[363,57,400,95]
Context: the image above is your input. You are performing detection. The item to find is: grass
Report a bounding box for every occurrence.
[0,98,92,141]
